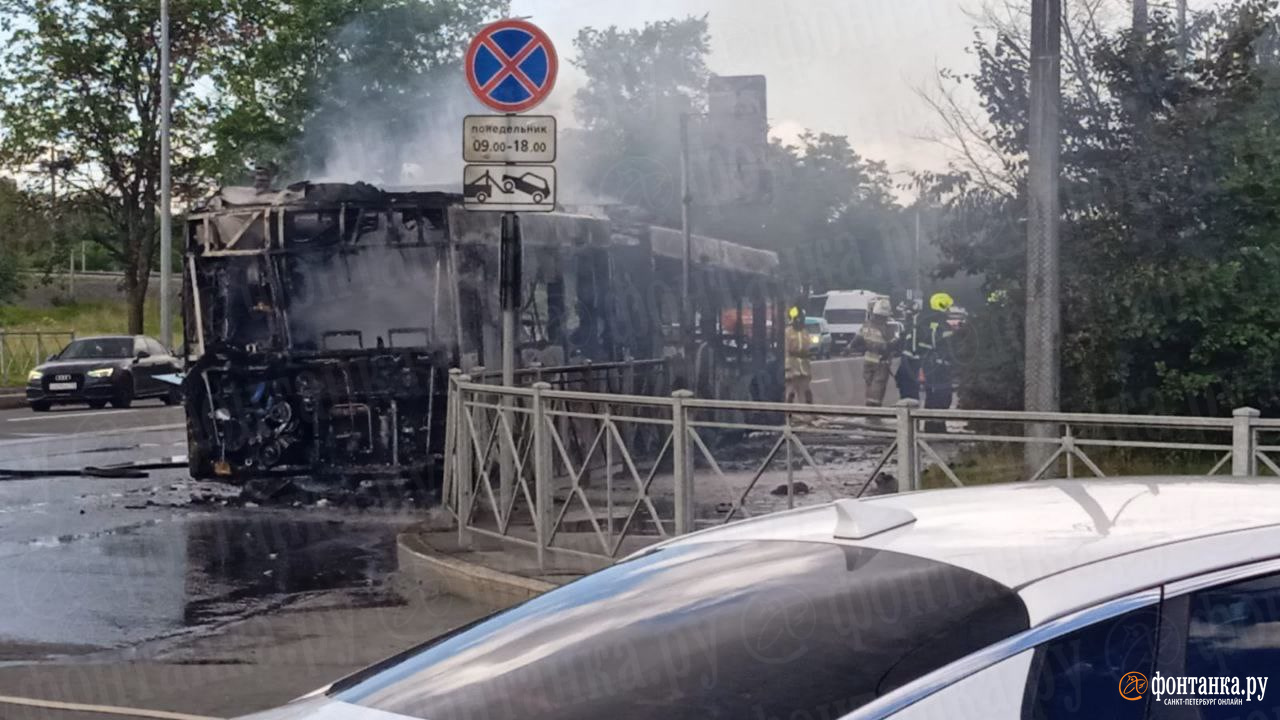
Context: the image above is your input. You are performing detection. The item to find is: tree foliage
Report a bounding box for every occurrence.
[0,178,37,304]
[571,16,909,294]
[210,0,507,182]
[931,0,1280,415]
[0,0,507,330]
[0,0,238,331]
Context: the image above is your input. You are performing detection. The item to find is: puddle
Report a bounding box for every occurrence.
[0,509,403,653]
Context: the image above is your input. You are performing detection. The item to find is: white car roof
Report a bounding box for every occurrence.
[661,478,1280,622]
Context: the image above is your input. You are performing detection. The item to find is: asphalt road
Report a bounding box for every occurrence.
[0,402,185,444]
[810,355,903,407]
[0,403,490,720]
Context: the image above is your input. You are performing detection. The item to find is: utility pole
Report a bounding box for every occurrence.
[47,150,72,298]
[1024,0,1063,474]
[159,0,173,350]
[679,112,693,387]
[914,209,923,303]
[1177,0,1189,62]
[1133,0,1148,40]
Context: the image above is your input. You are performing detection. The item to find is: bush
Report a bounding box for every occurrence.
[0,252,22,305]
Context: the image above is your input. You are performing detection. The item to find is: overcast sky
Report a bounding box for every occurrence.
[513,0,1221,175]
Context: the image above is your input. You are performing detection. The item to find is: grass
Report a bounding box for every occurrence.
[0,301,182,387]
[921,443,1255,489]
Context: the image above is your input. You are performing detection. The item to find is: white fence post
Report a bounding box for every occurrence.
[1232,407,1260,477]
[532,381,552,570]
[896,399,921,491]
[455,373,474,547]
[672,390,695,535]
[441,369,460,516]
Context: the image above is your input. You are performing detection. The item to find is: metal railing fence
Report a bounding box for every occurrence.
[0,330,75,387]
[441,370,1270,567]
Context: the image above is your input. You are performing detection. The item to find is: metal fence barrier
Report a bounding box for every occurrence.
[441,370,1273,567]
[0,331,75,387]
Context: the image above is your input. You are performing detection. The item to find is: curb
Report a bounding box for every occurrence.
[396,532,555,609]
[0,394,26,410]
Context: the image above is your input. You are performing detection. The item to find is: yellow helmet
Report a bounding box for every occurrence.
[930,292,955,312]
[788,306,801,321]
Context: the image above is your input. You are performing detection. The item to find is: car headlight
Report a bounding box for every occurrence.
[810,335,821,344]
[27,370,42,382]
[87,368,115,378]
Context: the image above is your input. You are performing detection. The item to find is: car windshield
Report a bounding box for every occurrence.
[825,308,867,325]
[332,540,1027,720]
[56,339,133,360]
[805,319,823,330]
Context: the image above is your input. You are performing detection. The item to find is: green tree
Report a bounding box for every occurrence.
[571,16,908,293]
[0,176,55,305]
[930,0,1280,415]
[570,16,712,227]
[0,0,235,332]
[209,0,507,182]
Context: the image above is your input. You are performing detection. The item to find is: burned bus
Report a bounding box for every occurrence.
[182,181,782,497]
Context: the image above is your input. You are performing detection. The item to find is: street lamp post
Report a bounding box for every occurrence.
[159,0,173,350]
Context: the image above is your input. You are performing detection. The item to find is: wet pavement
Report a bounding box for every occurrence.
[0,410,429,662]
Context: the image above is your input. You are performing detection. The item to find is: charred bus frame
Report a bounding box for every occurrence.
[182,182,782,497]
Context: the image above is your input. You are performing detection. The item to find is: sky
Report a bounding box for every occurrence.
[511,0,1221,176]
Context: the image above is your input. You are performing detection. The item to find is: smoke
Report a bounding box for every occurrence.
[292,12,616,206]
[300,69,475,188]
[285,241,457,352]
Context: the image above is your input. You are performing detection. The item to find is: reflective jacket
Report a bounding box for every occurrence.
[855,319,897,364]
[784,326,812,379]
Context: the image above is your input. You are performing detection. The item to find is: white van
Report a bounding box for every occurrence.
[823,290,883,350]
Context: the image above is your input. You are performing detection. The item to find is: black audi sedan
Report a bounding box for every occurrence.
[25,335,182,411]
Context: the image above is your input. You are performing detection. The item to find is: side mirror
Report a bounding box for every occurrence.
[135,350,151,360]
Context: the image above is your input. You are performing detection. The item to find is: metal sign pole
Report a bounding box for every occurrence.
[499,210,521,512]
[501,211,521,389]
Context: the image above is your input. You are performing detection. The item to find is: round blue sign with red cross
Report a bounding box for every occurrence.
[465,19,558,114]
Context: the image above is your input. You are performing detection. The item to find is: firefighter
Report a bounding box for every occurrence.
[895,299,922,402]
[784,306,814,405]
[918,292,956,432]
[851,298,897,407]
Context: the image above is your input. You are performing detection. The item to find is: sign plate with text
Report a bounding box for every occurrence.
[463,114,557,164]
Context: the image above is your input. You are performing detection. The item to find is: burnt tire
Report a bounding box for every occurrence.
[29,401,51,412]
[163,386,181,406]
[110,391,133,409]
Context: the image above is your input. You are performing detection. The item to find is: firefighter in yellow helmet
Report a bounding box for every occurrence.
[784,305,814,405]
[916,292,956,431]
[851,298,899,407]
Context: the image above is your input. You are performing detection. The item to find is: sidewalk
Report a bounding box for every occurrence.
[397,528,605,609]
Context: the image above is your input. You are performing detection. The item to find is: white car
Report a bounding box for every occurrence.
[245,479,1280,719]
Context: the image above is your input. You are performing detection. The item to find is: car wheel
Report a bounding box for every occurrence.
[30,401,51,413]
[532,192,545,204]
[110,389,133,409]
[502,181,515,193]
[163,386,181,406]
[476,191,489,203]
[88,400,108,409]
